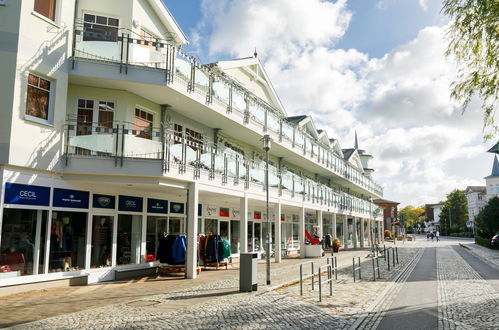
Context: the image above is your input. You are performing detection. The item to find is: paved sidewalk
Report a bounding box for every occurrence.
[0,247,375,328]
[463,242,499,271]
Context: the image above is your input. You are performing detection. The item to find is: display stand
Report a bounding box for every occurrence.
[159,265,201,275]
[202,260,228,270]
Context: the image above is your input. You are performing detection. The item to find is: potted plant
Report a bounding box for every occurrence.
[332,238,341,252]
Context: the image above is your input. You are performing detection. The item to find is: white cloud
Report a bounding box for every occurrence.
[193,0,492,206]
[419,0,429,11]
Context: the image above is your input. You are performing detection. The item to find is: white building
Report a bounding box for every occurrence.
[430,204,443,232]
[0,0,384,291]
[465,186,487,223]
[485,156,499,200]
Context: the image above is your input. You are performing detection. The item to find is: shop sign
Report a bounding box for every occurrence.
[119,195,143,212]
[253,211,262,219]
[169,202,185,214]
[147,198,168,214]
[4,182,50,206]
[205,205,218,216]
[231,208,240,219]
[53,188,89,209]
[219,207,230,217]
[93,194,115,209]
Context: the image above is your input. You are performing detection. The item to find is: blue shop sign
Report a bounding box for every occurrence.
[169,202,185,214]
[4,182,50,206]
[53,188,89,209]
[147,198,168,214]
[119,195,143,212]
[93,194,116,209]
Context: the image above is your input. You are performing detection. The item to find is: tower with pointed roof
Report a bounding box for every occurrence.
[485,155,499,199]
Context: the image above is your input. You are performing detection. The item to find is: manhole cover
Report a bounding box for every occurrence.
[127,300,160,307]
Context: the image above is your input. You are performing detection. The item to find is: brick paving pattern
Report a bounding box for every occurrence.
[437,246,499,330]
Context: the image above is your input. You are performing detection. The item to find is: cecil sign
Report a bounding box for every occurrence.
[4,183,50,206]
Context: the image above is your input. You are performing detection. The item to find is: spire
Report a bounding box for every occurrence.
[253,48,258,58]
[354,131,358,150]
[488,141,499,154]
[491,155,499,177]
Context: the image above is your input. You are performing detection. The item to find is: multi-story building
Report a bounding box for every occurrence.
[485,156,499,200]
[465,186,486,223]
[0,0,383,290]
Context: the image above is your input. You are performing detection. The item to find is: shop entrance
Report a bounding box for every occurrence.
[90,215,114,268]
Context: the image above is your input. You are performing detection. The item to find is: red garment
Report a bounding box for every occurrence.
[1,251,26,275]
[198,235,206,261]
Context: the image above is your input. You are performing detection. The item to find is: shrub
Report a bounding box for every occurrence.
[449,232,474,238]
[384,230,392,238]
[475,236,492,249]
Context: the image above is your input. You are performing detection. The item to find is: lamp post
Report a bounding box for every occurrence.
[262,134,271,285]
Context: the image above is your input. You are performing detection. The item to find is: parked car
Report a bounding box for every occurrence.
[491,234,499,247]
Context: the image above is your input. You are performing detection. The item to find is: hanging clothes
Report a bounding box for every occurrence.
[172,235,187,265]
[220,239,232,259]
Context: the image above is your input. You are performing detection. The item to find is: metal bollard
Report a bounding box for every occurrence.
[353,257,361,282]
[387,250,391,271]
[392,248,396,267]
[395,246,399,264]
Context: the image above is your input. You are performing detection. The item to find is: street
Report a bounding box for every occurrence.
[2,236,498,329]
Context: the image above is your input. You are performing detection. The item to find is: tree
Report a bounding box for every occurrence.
[439,189,468,234]
[476,196,499,237]
[442,0,499,140]
[399,205,425,228]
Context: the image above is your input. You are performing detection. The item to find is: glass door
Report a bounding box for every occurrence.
[254,222,261,251]
[219,221,229,240]
[168,217,183,235]
[230,220,239,254]
[90,215,113,268]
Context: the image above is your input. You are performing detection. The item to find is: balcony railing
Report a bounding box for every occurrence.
[71,24,383,197]
[65,118,379,215]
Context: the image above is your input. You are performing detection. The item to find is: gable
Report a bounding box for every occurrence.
[347,150,364,172]
[216,57,286,115]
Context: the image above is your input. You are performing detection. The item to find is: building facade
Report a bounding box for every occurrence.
[465,186,486,224]
[0,0,383,289]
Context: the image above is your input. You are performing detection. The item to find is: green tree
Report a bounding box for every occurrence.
[476,196,499,237]
[439,189,469,234]
[442,0,499,140]
[399,205,425,228]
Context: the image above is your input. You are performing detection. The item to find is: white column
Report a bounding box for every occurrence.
[33,210,43,275]
[352,217,358,248]
[85,214,92,269]
[360,217,365,248]
[112,215,118,267]
[240,195,248,253]
[343,214,348,248]
[186,182,199,279]
[317,209,323,238]
[299,206,305,258]
[332,213,337,240]
[274,202,282,263]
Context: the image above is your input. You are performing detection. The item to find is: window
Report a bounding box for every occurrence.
[174,124,183,144]
[186,128,203,151]
[26,73,51,121]
[98,101,114,129]
[134,109,153,139]
[83,14,119,42]
[117,215,142,265]
[139,29,157,50]
[34,0,56,21]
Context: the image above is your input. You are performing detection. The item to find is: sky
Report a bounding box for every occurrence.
[163,0,497,207]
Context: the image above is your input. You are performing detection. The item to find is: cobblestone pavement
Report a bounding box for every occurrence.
[437,246,499,330]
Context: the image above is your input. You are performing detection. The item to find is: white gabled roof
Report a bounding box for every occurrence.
[216,57,286,115]
[148,0,188,46]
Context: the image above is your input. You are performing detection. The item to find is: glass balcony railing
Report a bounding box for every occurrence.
[71,24,383,197]
[65,118,379,216]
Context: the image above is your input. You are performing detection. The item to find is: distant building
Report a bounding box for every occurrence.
[465,186,487,223]
[484,155,499,200]
[373,199,399,232]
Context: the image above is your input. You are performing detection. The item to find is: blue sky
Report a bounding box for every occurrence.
[162,0,494,207]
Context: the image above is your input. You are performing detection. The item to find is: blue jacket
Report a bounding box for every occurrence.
[172,235,186,264]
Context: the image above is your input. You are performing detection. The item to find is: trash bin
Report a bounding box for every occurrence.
[240,252,258,292]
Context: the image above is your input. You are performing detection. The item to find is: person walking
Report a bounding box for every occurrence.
[436,231,440,242]
[430,232,434,242]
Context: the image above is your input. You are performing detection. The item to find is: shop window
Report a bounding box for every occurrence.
[248,221,253,252]
[34,0,56,21]
[230,220,239,253]
[83,13,119,42]
[0,209,47,277]
[117,215,142,265]
[204,218,217,235]
[48,211,87,273]
[220,221,229,240]
[134,108,153,140]
[26,73,52,122]
[168,217,182,234]
[90,216,113,268]
[146,217,167,259]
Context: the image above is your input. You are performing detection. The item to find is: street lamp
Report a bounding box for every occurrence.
[262,134,271,285]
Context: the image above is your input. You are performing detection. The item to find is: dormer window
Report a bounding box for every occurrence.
[83,14,119,42]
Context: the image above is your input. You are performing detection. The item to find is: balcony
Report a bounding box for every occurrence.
[71,25,383,197]
[64,118,378,217]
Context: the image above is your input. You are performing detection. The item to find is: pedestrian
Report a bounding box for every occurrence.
[431,232,434,241]
[436,231,440,242]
